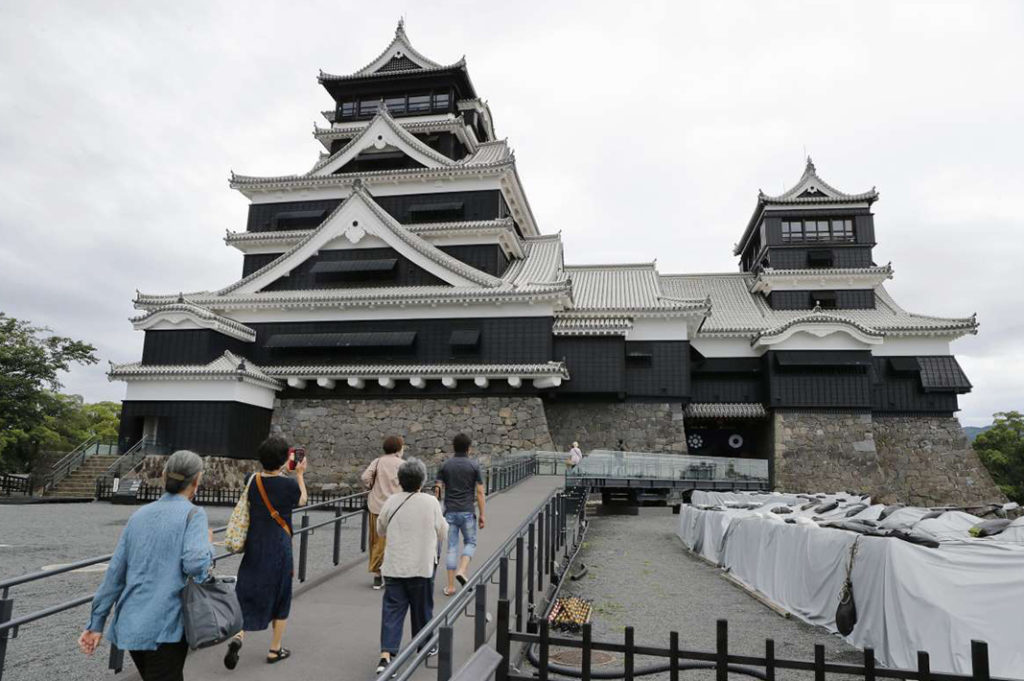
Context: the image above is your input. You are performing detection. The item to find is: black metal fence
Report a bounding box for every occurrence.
[0,474,30,496]
[374,485,589,681]
[0,454,540,681]
[498,616,1005,681]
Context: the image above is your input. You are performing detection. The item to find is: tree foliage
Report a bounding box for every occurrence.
[0,312,100,471]
[974,411,1024,504]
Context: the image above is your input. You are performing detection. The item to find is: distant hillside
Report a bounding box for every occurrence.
[964,425,993,443]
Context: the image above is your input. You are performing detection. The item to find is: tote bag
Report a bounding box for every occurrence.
[224,475,254,553]
[181,508,243,649]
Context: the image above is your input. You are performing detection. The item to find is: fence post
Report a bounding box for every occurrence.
[108,644,124,673]
[669,631,679,681]
[971,641,990,681]
[537,511,546,590]
[917,651,931,681]
[0,594,13,681]
[864,648,876,681]
[765,639,775,681]
[582,622,593,681]
[527,523,536,633]
[814,644,825,681]
[332,504,342,566]
[499,556,509,600]
[624,626,635,681]
[360,508,368,553]
[515,536,524,631]
[538,619,550,681]
[496,599,511,681]
[437,625,454,681]
[298,514,310,583]
[474,583,488,650]
[715,619,728,681]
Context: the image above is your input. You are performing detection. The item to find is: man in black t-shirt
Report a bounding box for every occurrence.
[434,433,486,595]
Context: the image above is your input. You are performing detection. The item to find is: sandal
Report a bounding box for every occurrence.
[442,586,455,596]
[266,647,291,664]
[455,573,468,587]
[224,637,242,670]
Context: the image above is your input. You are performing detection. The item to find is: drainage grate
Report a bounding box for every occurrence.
[550,649,616,666]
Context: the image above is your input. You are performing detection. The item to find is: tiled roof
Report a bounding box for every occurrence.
[261,361,569,379]
[318,21,452,81]
[313,115,479,153]
[459,140,511,166]
[504,235,565,287]
[130,300,256,343]
[659,273,978,338]
[565,263,709,313]
[109,351,282,390]
[685,403,767,419]
[553,316,633,336]
[225,218,519,250]
[918,356,972,392]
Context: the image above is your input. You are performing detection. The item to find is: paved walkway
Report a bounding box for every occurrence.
[170,475,563,681]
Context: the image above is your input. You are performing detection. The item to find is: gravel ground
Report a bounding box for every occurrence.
[0,501,365,681]
[540,505,862,681]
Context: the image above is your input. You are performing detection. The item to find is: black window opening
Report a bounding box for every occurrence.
[888,356,921,374]
[807,249,834,269]
[270,209,329,231]
[449,329,480,354]
[265,331,416,353]
[407,201,465,223]
[310,259,398,283]
[336,90,454,121]
[625,351,653,365]
[810,290,838,309]
[781,219,855,244]
[774,351,871,369]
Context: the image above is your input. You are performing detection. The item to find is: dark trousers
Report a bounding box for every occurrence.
[380,576,434,655]
[129,639,188,681]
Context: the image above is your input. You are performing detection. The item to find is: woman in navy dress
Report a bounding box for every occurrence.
[224,436,307,668]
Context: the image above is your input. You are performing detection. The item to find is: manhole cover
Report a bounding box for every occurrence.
[550,649,615,666]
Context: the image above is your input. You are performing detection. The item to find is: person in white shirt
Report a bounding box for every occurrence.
[567,442,583,469]
[374,457,447,675]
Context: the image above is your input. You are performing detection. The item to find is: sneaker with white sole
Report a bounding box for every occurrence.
[372,575,383,590]
[375,656,390,674]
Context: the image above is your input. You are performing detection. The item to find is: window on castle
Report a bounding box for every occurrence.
[408,94,431,112]
[781,219,855,243]
[384,96,407,114]
[359,100,379,116]
[340,101,356,119]
[433,92,451,111]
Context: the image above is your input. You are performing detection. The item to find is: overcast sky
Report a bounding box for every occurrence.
[1,1,1020,426]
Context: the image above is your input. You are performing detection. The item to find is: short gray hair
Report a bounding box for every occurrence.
[164,450,204,494]
[397,457,427,493]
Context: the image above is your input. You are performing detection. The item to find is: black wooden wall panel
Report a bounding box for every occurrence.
[691,375,764,403]
[142,330,249,366]
[766,351,872,408]
[258,248,447,291]
[552,337,625,394]
[623,341,690,398]
[870,357,960,413]
[768,290,876,310]
[439,245,509,278]
[766,246,874,269]
[245,317,553,366]
[246,190,507,232]
[118,401,272,459]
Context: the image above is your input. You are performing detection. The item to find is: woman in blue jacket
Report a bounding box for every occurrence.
[79,450,213,681]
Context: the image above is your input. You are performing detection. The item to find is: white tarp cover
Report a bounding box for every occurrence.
[677,504,1024,677]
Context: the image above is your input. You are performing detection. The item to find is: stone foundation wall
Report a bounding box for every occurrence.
[773,411,1005,505]
[133,454,259,491]
[270,396,555,488]
[545,402,687,453]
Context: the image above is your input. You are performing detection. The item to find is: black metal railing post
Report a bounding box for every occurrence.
[624,626,635,681]
[765,638,775,681]
[514,536,524,631]
[538,618,550,681]
[437,625,454,681]
[716,619,728,681]
[298,515,310,583]
[537,511,545,590]
[918,651,931,681]
[582,622,593,681]
[496,599,510,681]
[669,630,679,681]
[332,504,342,566]
[865,648,876,681]
[0,594,13,681]
[526,522,536,633]
[814,644,825,681]
[971,640,990,681]
[499,556,509,600]
[474,583,487,650]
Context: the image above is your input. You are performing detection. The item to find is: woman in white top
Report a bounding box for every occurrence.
[373,457,447,675]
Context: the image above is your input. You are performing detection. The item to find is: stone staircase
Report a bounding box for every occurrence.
[44,455,120,498]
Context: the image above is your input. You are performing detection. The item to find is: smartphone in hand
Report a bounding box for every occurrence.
[288,447,306,471]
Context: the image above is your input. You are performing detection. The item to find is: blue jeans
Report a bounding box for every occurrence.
[380,577,434,656]
[445,511,477,570]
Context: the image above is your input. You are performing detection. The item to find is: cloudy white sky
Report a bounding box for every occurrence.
[1,1,1021,426]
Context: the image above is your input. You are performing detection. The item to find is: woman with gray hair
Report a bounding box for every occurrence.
[79,450,214,681]
[373,457,448,675]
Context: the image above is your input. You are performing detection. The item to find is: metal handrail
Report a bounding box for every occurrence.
[37,435,102,493]
[100,438,163,481]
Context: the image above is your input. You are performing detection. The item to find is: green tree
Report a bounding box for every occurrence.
[974,411,1024,504]
[0,312,98,471]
